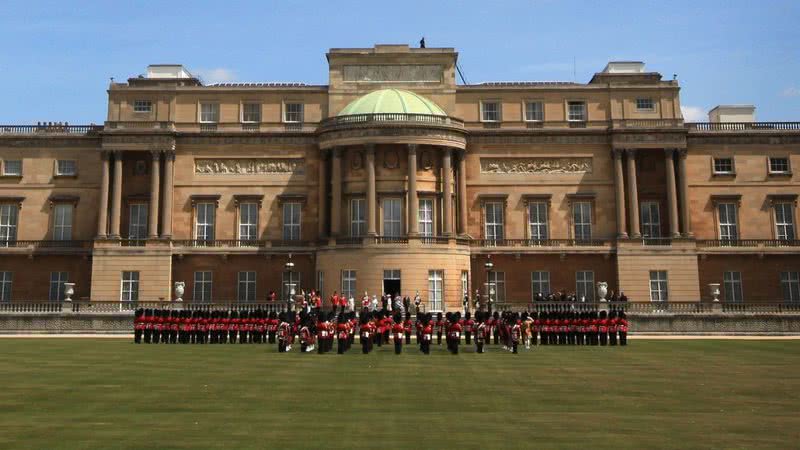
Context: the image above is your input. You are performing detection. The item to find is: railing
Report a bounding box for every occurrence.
[613,119,684,129]
[335,237,363,246]
[419,236,450,245]
[270,239,310,247]
[171,239,263,248]
[642,237,673,246]
[199,123,218,132]
[686,122,800,131]
[119,239,146,247]
[0,302,63,313]
[0,240,93,249]
[0,124,103,135]
[68,301,289,313]
[320,113,464,129]
[696,239,800,248]
[105,121,174,130]
[375,236,409,245]
[241,123,260,131]
[471,238,611,248]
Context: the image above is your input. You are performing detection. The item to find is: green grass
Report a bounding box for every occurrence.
[1,339,798,450]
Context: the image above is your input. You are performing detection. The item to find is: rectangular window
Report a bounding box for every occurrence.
[484,201,504,242]
[242,103,261,123]
[237,271,257,302]
[567,101,586,121]
[573,201,592,240]
[781,272,800,303]
[0,271,12,301]
[284,103,304,123]
[193,271,213,303]
[3,160,22,176]
[341,270,356,301]
[120,271,139,302]
[382,198,402,237]
[238,202,258,241]
[428,270,444,311]
[133,100,152,113]
[524,101,544,121]
[717,203,738,241]
[636,98,655,111]
[56,160,77,176]
[195,202,215,242]
[419,199,434,237]
[531,271,551,298]
[282,202,301,241]
[49,271,69,302]
[576,271,595,301]
[713,158,734,175]
[316,270,324,297]
[283,271,301,301]
[723,271,743,303]
[128,203,147,240]
[528,202,548,240]
[769,157,790,174]
[488,271,506,303]
[640,201,661,238]
[0,204,18,245]
[53,203,73,241]
[461,270,469,299]
[481,101,500,122]
[350,198,366,237]
[200,103,219,123]
[774,202,795,240]
[649,271,669,302]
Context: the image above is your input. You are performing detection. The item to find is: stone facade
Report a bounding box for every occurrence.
[0,44,798,309]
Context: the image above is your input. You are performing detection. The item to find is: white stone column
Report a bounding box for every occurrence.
[109,151,123,238]
[148,150,161,239]
[96,151,110,238]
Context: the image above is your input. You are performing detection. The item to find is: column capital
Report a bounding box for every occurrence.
[100,150,112,161]
[150,149,162,160]
[624,148,637,158]
[677,148,688,159]
[333,147,344,158]
[663,148,677,158]
[612,149,624,159]
[364,143,376,155]
[407,143,417,155]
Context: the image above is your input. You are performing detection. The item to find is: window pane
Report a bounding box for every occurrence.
[718,203,738,240]
[238,271,256,302]
[350,198,366,237]
[49,271,68,302]
[341,270,355,300]
[576,271,594,301]
[531,271,550,298]
[573,202,592,240]
[282,202,301,241]
[53,204,73,240]
[383,199,401,237]
[419,199,433,237]
[525,102,543,121]
[57,160,76,176]
[128,204,147,240]
[239,202,258,240]
[0,271,12,301]
[3,160,21,176]
[193,271,213,302]
[528,202,548,240]
[428,270,443,311]
[284,103,304,123]
[568,101,586,121]
[200,103,219,122]
[775,203,795,240]
[723,271,743,303]
[195,203,215,241]
[242,103,261,123]
[0,204,19,243]
[649,271,668,302]
[485,202,504,241]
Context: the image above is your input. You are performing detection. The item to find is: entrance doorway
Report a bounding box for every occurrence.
[383,269,401,297]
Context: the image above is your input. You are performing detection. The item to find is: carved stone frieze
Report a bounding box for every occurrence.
[194,158,305,175]
[179,135,316,146]
[342,64,443,82]
[480,157,593,174]
[469,134,609,145]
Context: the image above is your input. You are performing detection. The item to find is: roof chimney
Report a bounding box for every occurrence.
[708,105,756,123]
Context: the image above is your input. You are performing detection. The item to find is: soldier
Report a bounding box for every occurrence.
[492,311,501,345]
[474,312,486,353]
[598,310,609,346]
[511,313,522,354]
[300,315,316,353]
[359,312,372,354]
[413,291,422,314]
[403,312,413,345]
[608,309,618,346]
[420,313,433,355]
[463,312,474,345]
[392,313,405,354]
[336,315,349,354]
[142,308,153,344]
[435,312,444,345]
[618,310,629,346]
[447,312,463,355]
[133,308,144,344]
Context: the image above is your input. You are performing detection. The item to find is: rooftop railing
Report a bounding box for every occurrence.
[686,122,800,131]
[0,124,103,135]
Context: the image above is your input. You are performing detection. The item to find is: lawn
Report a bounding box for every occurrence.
[0,339,798,450]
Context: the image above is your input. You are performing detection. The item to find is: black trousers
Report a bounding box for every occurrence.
[465,332,472,345]
[620,331,627,346]
[134,330,142,344]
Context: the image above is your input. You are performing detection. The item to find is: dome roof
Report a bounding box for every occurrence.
[337,89,446,116]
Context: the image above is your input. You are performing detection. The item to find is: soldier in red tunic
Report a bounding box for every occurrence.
[420,313,433,355]
[403,312,413,345]
[133,308,144,344]
[336,315,350,354]
[463,312,474,345]
[618,310,629,346]
[435,312,444,345]
[392,314,405,354]
[608,310,618,346]
[299,315,316,353]
[447,312,463,355]
[277,312,290,353]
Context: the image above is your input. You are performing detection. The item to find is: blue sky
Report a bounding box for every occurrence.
[1,0,798,123]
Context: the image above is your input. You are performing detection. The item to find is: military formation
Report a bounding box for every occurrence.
[133,307,629,352]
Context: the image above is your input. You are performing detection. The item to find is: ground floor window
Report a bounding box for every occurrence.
[283,271,300,301]
[488,271,505,304]
[341,270,356,300]
[193,271,213,303]
[723,271,743,303]
[461,271,469,299]
[576,271,594,301]
[781,271,800,303]
[649,271,669,302]
[428,270,443,311]
[531,271,550,298]
[0,271,12,301]
[316,270,324,297]
[49,271,69,302]
[121,271,139,302]
[237,271,256,302]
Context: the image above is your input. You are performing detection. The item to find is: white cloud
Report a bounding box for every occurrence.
[782,87,800,97]
[681,105,706,122]
[196,68,237,84]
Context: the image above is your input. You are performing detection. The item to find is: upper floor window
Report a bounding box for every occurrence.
[713,157,734,175]
[350,198,366,237]
[484,201,504,241]
[419,199,434,237]
[774,202,795,240]
[636,98,655,111]
[528,202,548,240]
[0,203,19,244]
[428,270,444,311]
[640,201,661,238]
[133,100,152,113]
[572,201,592,240]
[382,198,402,237]
[782,271,800,303]
[284,103,304,123]
[282,202,301,241]
[524,101,544,122]
[238,202,259,241]
[195,202,216,241]
[2,160,22,176]
[481,101,500,122]
[769,157,791,174]
[567,101,586,121]
[128,203,147,240]
[200,103,219,123]
[717,202,738,241]
[242,103,261,123]
[56,160,77,176]
[0,271,13,302]
[53,203,73,241]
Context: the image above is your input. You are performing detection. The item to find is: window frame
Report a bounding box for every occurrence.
[194,201,216,242]
[381,197,403,237]
[199,102,220,123]
[768,156,791,175]
[774,202,796,240]
[649,270,669,302]
[341,269,356,301]
[723,271,743,303]
[523,100,544,122]
[428,269,444,312]
[282,201,302,241]
[572,200,593,240]
[0,203,19,245]
[781,271,800,303]
[576,270,595,301]
[527,201,549,240]
[635,97,655,112]
[484,201,505,242]
[488,271,506,304]
[193,271,213,303]
[640,200,661,238]
[127,202,148,240]
[350,198,366,237]
[2,160,22,176]
[120,271,139,302]
[55,159,77,177]
[712,157,735,176]
[133,100,153,113]
[237,271,257,302]
[283,102,304,123]
[531,271,551,299]
[566,100,587,122]
[717,202,739,241]
[238,201,259,241]
[52,203,74,241]
[241,102,261,123]
[480,100,501,122]
[418,198,434,237]
[49,271,69,302]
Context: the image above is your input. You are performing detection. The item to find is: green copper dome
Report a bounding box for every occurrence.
[337,89,446,116]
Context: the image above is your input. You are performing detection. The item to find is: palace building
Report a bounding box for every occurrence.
[0,44,798,308]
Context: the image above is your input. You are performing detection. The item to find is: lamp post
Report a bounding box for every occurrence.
[484,257,494,315]
[285,254,295,311]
